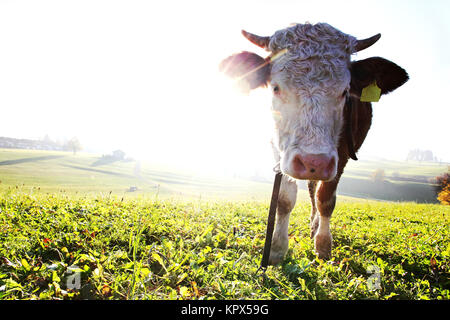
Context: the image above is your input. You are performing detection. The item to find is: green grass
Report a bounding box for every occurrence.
[0,148,276,200]
[0,189,448,300]
[0,148,449,300]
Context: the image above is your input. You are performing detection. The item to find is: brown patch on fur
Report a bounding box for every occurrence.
[308,181,318,204]
[277,196,295,215]
[347,98,373,153]
[308,180,318,215]
[316,184,337,218]
[350,57,409,96]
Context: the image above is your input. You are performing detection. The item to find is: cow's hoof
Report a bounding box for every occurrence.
[268,234,288,265]
[268,243,288,265]
[268,251,285,265]
[314,233,332,260]
[268,245,287,265]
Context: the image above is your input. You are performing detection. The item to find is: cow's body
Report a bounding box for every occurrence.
[220,23,408,263]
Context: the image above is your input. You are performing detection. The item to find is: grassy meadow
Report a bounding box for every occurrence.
[0,148,449,300]
[0,148,273,200]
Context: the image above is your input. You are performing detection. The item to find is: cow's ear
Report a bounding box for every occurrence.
[350,57,409,99]
[219,51,270,92]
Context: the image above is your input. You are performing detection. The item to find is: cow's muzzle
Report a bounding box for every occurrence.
[290,153,336,181]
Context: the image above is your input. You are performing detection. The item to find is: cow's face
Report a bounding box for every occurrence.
[220,23,408,181]
[270,69,348,181]
[267,24,356,180]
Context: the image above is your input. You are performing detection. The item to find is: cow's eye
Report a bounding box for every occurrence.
[273,85,280,94]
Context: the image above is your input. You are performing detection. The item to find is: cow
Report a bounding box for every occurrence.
[220,23,408,264]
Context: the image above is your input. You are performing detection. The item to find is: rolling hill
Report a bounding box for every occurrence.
[0,148,446,203]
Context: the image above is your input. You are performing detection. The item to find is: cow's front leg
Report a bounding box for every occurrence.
[314,180,337,260]
[268,175,297,265]
[308,180,319,238]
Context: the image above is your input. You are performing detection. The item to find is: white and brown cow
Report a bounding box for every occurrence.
[220,23,408,264]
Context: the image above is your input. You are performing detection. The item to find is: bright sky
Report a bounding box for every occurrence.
[0,0,449,177]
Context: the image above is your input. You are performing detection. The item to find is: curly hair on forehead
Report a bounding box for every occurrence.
[269,22,357,55]
[269,23,358,93]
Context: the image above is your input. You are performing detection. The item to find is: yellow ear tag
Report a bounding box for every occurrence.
[360,81,381,102]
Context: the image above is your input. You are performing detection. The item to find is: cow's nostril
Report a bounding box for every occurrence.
[310,168,315,173]
[293,155,306,173]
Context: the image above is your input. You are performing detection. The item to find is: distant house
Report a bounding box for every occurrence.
[112,150,126,160]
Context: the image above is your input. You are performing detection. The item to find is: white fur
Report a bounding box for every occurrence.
[269,176,297,265]
[268,23,357,180]
[317,215,331,236]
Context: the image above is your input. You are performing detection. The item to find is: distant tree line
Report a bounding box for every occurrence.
[406,149,439,162]
[0,135,82,154]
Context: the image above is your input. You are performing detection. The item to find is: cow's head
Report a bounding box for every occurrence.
[220,23,408,181]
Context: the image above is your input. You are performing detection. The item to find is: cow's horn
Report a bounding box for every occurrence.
[241,30,271,50]
[354,33,381,52]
